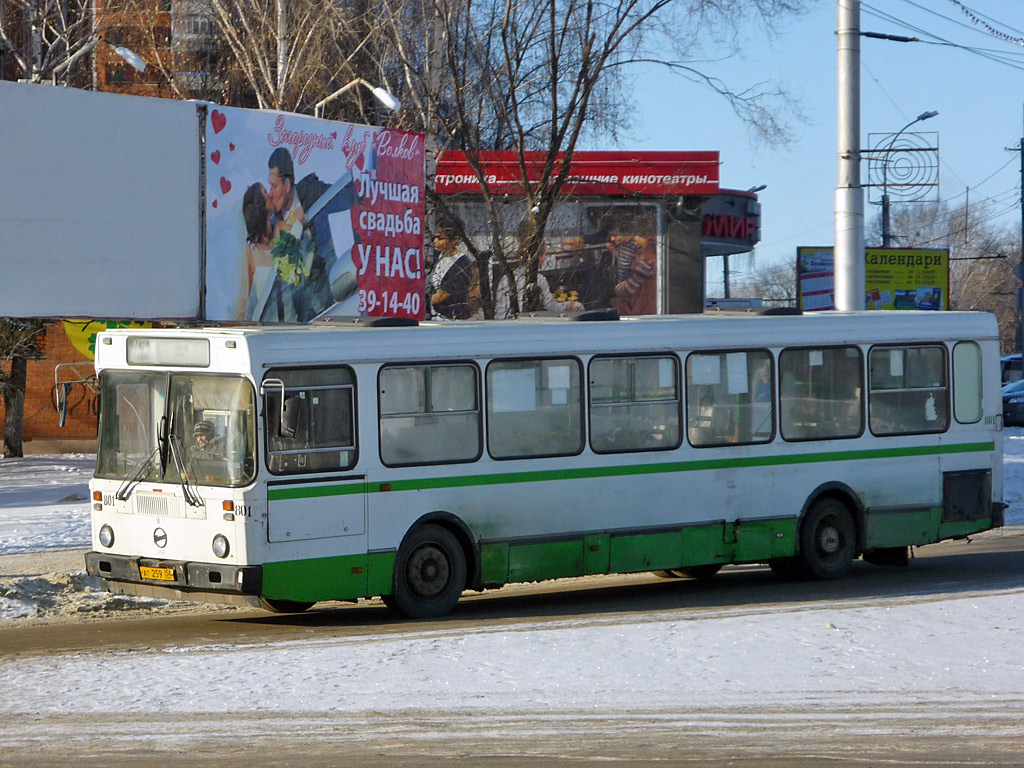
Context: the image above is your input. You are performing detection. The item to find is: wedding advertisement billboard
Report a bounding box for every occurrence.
[203,107,426,322]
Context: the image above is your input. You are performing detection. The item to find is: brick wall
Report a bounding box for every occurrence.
[0,323,98,454]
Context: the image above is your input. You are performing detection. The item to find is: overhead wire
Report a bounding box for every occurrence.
[860,1,1024,221]
[863,2,1024,72]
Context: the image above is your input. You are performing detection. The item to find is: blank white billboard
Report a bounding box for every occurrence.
[0,82,201,318]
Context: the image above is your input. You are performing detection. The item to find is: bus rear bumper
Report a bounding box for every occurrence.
[85,552,264,608]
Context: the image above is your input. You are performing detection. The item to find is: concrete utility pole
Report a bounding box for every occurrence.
[1018,123,1024,351]
[835,0,865,311]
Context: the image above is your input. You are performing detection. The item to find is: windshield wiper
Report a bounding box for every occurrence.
[168,433,205,507]
[115,447,159,502]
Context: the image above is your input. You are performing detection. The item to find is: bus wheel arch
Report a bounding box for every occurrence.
[384,517,472,619]
[407,511,480,590]
[796,492,859,580]
[799,482,866,555]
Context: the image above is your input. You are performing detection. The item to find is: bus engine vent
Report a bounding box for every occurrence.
[135,492,185,518]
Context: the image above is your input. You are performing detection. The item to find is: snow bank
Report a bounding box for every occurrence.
[0,453,93,555]
[1,590,1022,717]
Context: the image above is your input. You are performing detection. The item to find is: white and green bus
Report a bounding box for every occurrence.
[84,310,1005,617]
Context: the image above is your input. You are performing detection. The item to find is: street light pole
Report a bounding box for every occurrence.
[881,110,938,248]
[835,0,864,311]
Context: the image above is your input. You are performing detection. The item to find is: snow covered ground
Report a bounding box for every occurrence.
[0,437,1022,761]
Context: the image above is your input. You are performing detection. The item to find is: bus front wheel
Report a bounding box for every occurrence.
[798,498,856,580]
[385,524,467,619]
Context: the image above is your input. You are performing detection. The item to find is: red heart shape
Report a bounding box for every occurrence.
[229,143,235,151]
[211,110,227,134]
[211,150,221,164]
[220,177,231,195]
[212,200,218,209]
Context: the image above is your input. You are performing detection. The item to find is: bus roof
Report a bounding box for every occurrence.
[94,311,999,372]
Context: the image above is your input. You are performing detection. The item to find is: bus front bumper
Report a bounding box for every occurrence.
[85,552,264,607]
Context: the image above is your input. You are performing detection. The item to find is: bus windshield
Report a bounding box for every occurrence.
[96,371,256,488]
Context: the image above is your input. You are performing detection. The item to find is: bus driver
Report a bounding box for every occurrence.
[192,421,222,459]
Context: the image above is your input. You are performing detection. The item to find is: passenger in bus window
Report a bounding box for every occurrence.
[751,361,773,438]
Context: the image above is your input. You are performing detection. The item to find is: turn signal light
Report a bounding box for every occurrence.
[93,491,102,501]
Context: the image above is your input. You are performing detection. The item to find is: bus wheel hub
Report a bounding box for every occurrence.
[819,526,840,554]
[408,544,450,597]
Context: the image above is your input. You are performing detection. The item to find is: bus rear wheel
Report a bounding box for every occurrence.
[798,498,856,580]
[386,524,467,619]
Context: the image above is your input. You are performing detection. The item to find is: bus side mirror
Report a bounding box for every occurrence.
[280,396,304,439]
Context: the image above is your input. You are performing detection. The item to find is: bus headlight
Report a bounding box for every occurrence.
[99,525,115,548]
[212,534,230,559]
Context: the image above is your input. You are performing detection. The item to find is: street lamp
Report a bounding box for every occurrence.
[97,37,147,73]
[881,109,938,247]
[314,78,401,119]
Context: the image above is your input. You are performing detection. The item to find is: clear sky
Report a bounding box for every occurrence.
[596,0,1024,294]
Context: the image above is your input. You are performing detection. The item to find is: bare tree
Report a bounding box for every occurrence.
[0,318,48,457]
[184,0,381,113]
[872,201,1021,351]
[732,260,797,308]
[380,0,807,317]
[0,0,119,83]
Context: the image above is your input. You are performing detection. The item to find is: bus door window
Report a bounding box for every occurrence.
[379,364,481,466]
[486,358,584,459]
[779,346,864,441]
[868,345,949,435]
[686,350,774,447]
[264,367,356,474]
[589,355,680,453]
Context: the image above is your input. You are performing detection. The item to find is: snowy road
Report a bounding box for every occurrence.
[2,534,1023,767]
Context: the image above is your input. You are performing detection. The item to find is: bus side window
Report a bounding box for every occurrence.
[487,358,584,459]
[686,350,773,447]
[779,346,863,441]
[953,342,982,424]
[379,364,481,466]
[868,345,949,436]
[589,355,680,453]
[264,367,356,474]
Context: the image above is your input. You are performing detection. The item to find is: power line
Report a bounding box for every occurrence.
[863,2,1024,72]
[946,0,1024,47]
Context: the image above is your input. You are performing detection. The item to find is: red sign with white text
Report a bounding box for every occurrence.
[436,150,719,197]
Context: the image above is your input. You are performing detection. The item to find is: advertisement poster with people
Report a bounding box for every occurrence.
[429,201,661,319]
[204,106,425,322]
[797,247,949,312]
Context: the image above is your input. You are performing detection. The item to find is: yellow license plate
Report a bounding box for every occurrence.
[140,566,176,582]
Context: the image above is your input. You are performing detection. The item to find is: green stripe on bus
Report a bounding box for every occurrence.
[268,440,994,501]
[269,483,364,501]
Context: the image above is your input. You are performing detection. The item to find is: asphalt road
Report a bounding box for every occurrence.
[1,530,1022,767]
[3,529,1023,657]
